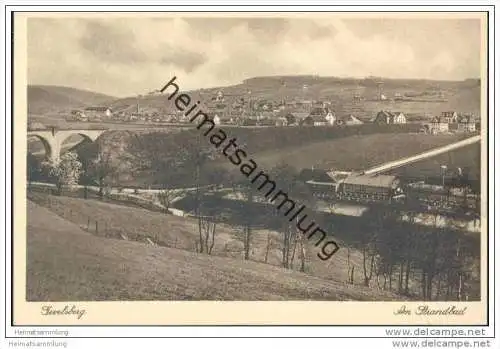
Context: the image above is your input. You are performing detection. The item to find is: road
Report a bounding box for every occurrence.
[364,135,481,175]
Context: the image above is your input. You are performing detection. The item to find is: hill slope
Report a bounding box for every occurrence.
[109,76,480,118]
[27,76,480,121]
[26,192,374,288]
[28,85,117,115]
[218,132,468,173]
[27,200,405,301]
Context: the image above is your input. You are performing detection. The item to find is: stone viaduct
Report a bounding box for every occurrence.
[27,127,107,162]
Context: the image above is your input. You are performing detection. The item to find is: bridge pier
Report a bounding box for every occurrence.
[48,138,62,163]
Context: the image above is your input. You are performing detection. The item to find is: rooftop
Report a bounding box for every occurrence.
[342,174,399,188]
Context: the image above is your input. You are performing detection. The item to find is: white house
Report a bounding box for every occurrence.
[457,115,476,132]
[337,114,363,126]
[373,111,407,124]
[213,114,221,125]
[325,111,336,125]
[275,117,288,127]
[430,117,449,134]
[441,111,459,123]
[308,107,336,126]
[84,106,112,119]
[392,112,407,124]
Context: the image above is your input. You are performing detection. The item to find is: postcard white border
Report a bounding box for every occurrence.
[2,2,497,340]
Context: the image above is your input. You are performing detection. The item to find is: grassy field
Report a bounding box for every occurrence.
[215,132,470,173]
[387,142,481,181]
[27,199,406,301]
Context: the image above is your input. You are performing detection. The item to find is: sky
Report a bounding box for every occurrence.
[27,15,482,97]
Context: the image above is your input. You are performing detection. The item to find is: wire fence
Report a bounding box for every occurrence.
[27,187,195,251]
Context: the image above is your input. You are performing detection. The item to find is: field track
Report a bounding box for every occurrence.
[365,135,481,175]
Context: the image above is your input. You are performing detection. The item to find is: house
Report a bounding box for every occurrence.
[259,111,275,119]
[275,117,288,127]
[301,115,330,126]
[373,111,407,124]
[284,113,297,126]
[215,90,224,102]
[300,116,315,126]
[241,118,259,126]
[84,106,112,119]
[307,107,336,126]
[127,113,138,122]
[457,114,476,132]
[336,114,363,126]
[219,116,234,125]
[429,117,449,134]
[70,109,88,122]
[441,111,458,123]
[390,111,406,124]
[213,114,221,125]
[28,121,46,130]
[325,111,336,125]
[291,111,309,120]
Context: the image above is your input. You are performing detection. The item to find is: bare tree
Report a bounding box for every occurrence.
[347,246,355,284]
[264,232,272,264]
[362,242,377,287]
[199,215,217,255]
[156,187,182,213]
[281,222,293,268]
[270,163,314,272]
[91,151,118,198]
[242,185,254,260]
[297,231,307,272]
[228,171,256,261]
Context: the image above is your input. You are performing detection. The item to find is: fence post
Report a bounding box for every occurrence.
[95,221,98,235]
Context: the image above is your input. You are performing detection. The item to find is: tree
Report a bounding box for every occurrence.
[363,208,400,289]
[200,215,218,255]
[42,151,83,194]
[77,139,120,199]
[165,134,222,254]
[156,188,182,213]
[190,140,219,254]
[89,150,117,198]
[270,163,315,271]
[27,153,43,186]
[227,173,256,261]
[242,184,254,260]
[291,180,314,273]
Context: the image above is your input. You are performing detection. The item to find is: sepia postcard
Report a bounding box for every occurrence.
[11,10,491,327]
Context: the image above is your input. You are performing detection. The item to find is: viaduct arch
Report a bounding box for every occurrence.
[27,127,107,162]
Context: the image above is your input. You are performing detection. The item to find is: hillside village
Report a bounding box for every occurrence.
[63,87,479,134]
